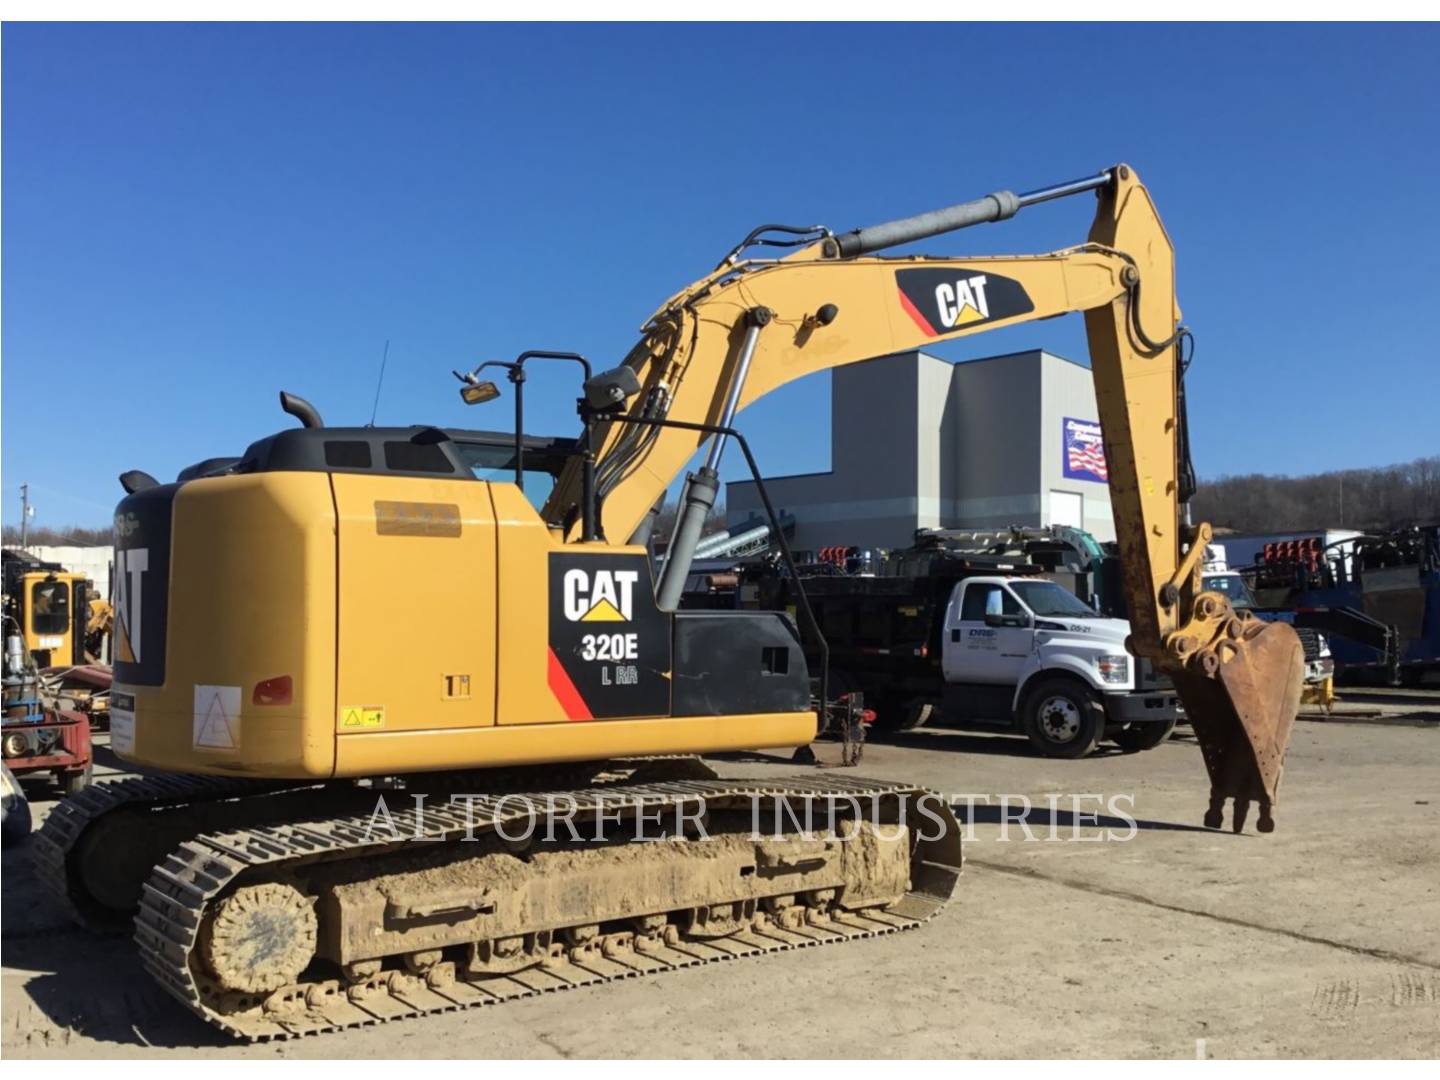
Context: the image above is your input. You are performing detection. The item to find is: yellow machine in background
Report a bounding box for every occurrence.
[38,165,1303,1041]
[84,597,113,663]
[2,549,93,669]
[1304,675,1337,710]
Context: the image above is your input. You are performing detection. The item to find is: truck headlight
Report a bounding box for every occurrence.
[1096,654,1129,684]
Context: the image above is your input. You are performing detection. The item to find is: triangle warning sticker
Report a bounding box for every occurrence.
[193,685,242,750]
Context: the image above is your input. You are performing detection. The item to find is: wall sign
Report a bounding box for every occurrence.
[1063,417,1108,483]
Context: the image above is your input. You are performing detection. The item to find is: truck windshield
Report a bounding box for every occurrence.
[1202,573,1256,609]
[1008,580,1099,617]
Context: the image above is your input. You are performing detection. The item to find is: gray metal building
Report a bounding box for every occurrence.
[727,349,1116,550]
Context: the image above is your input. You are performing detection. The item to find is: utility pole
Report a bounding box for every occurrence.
[19,484,31,549]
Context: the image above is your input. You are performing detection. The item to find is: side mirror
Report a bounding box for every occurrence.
[583,366,641,412]
[460,380,501,405]
[984,612,1030,629]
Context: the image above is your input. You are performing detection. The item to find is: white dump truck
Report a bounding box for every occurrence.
[750,555,1182,758]
[932,574,1181,756]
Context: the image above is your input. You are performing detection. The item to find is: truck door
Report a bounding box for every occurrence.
[943,580,1033,684]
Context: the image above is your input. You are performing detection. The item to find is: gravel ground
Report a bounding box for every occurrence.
[4,704,1438,1059]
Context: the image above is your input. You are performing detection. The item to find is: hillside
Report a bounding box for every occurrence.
[1192,455,1440,535]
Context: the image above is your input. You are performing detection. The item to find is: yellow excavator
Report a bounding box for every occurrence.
[36,164,1302,1041]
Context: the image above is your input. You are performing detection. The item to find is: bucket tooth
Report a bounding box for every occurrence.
[1173,618,1303,834]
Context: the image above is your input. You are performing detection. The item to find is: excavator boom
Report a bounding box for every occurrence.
[547,164,1303,830]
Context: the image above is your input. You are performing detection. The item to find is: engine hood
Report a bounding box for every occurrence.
[1033,615,1131,650]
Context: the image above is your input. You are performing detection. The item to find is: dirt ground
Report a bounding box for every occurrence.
[4,700,1439,1059]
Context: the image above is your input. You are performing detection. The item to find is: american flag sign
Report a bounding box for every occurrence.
[1063,417,1107,483]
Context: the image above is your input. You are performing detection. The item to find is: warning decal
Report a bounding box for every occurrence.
[193,685,241,751]
[111,691,136,755]
[340,705,386,730]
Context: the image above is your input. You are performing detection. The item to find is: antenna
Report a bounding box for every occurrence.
[368,339,391,427]
[20,483,32,549]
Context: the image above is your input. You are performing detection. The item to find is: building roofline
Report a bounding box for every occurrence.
[954,348,1089,371]
[729,469,835,489]
[870,347,1089,372]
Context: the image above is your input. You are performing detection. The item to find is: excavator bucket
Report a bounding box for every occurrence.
[1171,618,1305,834]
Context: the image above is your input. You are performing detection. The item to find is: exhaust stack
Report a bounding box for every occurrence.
[279,391,324,429]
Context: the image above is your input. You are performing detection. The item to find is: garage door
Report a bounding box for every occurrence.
[1049,490,1084,529]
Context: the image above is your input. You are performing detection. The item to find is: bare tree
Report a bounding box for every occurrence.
[2,525,112,548]
[1192,456,1440,534]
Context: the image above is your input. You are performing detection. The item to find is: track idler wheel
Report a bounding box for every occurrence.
[1170,604,1304,834]
[200,882,318,994]
[74,810,185,928]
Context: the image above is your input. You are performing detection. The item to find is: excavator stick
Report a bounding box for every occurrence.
[1168,601,1305,833]
[1077,169,1305,832]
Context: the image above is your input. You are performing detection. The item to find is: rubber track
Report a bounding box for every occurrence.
[32,772,304,932]
[132,775,961,1041]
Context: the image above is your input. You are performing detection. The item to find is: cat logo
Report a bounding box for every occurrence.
[563,568,639,623]
[113,547,149,663]
[934,275,990,328]
[894,267,1034,337]
[548,553,669,719]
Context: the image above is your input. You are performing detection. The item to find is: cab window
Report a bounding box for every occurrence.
[1008,579,1099,617]
[960,583,1021,621]
[453,442,561,509]
[31,580,70,635]
[1202,573,1256,609]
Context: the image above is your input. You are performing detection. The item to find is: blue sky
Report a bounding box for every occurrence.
[3,22,1437,529]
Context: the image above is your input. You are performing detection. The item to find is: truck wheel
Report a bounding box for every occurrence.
[60,762,93,796]
[1111,719,1177,753]
[1020,678,1106,759]
[1399,667,1426,689]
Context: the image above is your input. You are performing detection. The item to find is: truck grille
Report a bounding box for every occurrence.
[1136,657,1173,691]
[1294,627,1322,661]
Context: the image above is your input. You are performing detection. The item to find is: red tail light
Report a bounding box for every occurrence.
[253,675,293,706]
